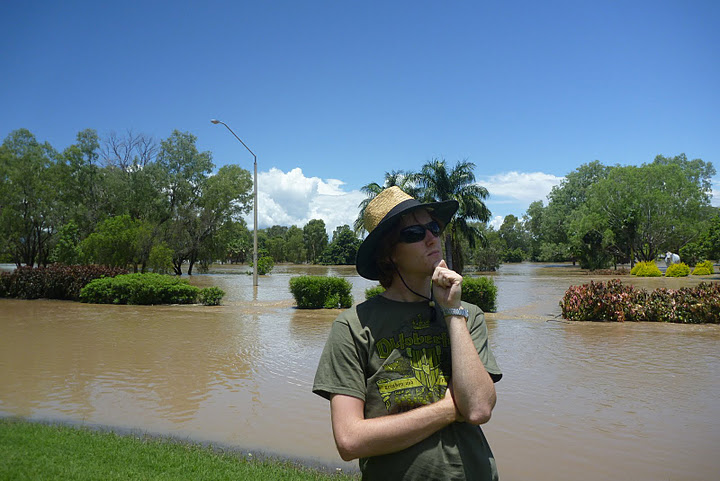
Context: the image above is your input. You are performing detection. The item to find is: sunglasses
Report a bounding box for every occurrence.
[398,221,442,243]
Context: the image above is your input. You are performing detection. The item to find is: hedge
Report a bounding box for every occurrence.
[363,276,497,313]
[79,273,225,306]
[692,260,714,276]
[289,276,353,309]
[0,264,128,300]
[560,279,720,323]
[630,261,662,277]
[665,262,690,277]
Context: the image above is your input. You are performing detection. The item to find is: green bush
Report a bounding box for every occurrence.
[630,261,662,277]
[198,286,225,306]
[289,276,353,309]
[665,262,690,277]
[249,256,274,275]
[79,273,200,305]
[560,279,720,323]
[692,260,715,276]
[0,264,127,300]
[365,285,385,300]
[462,277,497,312]
[258,256,274,275]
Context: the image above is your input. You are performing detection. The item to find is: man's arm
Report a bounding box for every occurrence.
[330,388,460,461]
[433,260,497,425]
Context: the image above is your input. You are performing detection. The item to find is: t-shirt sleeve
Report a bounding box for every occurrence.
[466,303,502,383]
[312,313,367,401]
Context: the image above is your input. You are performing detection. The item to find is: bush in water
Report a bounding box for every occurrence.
[198,286,225,306]
[0,264,128,300]
[665,262,690,277]
[79,273,200,305]
[560,279,720,323]
[289,276,353,309]
[249,256,274,275]
[462,276,498,313]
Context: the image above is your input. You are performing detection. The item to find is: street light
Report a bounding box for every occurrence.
[211,119,258,286]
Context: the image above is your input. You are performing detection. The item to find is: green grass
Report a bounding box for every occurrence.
[0,419,358,481]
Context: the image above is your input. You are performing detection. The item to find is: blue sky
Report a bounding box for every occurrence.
[2,1,718,233]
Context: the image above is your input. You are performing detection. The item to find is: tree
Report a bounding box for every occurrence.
[80,215,152,269]
[321,224,361,265]
[469,224,503,271]
[582,162,710,263]
[415,159,491,274]
[0,129,61,266]
[285,225,306,263]
[354,170,420,234]
[540,160,611,263]
[303,219,328,264]
[155,131,252,274]
[498,214,530,262]
[57,129,103,235]
[50,221,81,264]
[523,200,544,261]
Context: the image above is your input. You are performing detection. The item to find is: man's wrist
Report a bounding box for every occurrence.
[440,306,468,318]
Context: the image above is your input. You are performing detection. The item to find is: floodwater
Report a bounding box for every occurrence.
[1,263,719,480]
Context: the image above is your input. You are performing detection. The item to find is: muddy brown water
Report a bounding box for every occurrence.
[1,263,719,480]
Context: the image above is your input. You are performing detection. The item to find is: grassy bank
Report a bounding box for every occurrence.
[0,419,358,480]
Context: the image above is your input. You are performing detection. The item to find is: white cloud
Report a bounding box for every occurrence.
[489,215,504,230]
[479,171,563,203]
[243,167,365,234]
[712,177,720,208]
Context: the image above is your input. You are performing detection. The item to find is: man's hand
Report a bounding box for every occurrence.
[432,259,463,308]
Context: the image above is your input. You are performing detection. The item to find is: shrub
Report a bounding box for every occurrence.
[462,277,497,312]
[560,280,720,323]
[79,273,200,305]
[630,261,662,277]
[692,260,715,276]
[0,264,127,300]
[289,276,353,309]
[257,256,274,275]
[198,286,225,306]
[665,262,690,277]
[365,285,385,300]
[249,256,274,275]
[560,279,647,322]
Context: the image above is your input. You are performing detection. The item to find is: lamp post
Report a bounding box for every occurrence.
[211,119,258,286]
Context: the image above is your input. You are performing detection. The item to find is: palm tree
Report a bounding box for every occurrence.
[354,170,420,235]
[416,159,491,274]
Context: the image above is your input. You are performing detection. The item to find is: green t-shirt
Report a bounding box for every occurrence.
[313,295,502,480]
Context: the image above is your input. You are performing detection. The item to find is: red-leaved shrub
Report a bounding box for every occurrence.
[560,279,719,324]
[0,264,128,300]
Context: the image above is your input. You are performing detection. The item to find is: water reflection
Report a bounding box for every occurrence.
[1,263,719,480]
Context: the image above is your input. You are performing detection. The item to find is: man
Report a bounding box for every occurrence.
[313,186,502,480]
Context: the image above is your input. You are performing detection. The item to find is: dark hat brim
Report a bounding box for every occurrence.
[355,198,459,280]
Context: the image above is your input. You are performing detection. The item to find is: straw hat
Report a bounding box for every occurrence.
[355,186,458,280]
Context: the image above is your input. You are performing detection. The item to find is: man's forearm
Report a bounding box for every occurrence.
[331,395,456,461]
[446,315,496,424]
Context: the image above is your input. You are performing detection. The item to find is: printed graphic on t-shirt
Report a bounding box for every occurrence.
[374,314,450,412]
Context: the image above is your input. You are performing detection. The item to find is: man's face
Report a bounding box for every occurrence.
[390,209,443,279]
